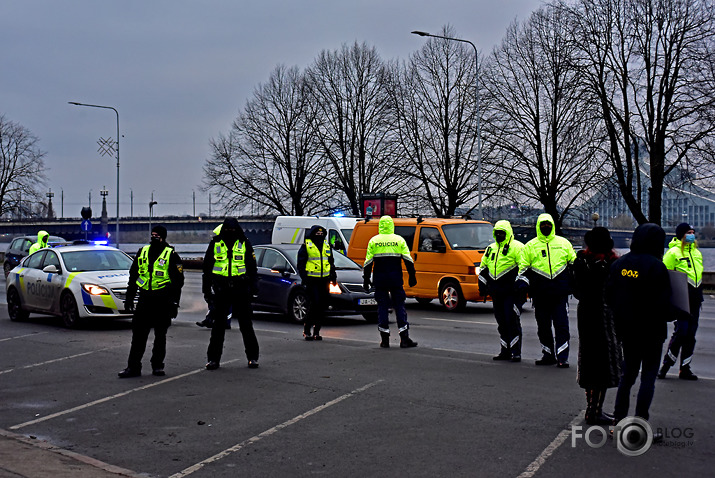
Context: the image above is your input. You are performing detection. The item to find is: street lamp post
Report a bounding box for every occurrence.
[69,101,121,249]
[411,31,482,219]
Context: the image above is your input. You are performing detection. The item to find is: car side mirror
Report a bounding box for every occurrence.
[43,265,60,274]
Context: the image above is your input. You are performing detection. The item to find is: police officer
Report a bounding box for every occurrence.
[517,213,576,367]
[28,230,49,254]
[119,225,184,377]
[203,217,260,370]
[479,220,525,362]
[363,215,417,348]
[297,225,337,340]
[606,223,670,436]
[658,222,703,380]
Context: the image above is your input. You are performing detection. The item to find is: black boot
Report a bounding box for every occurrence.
[303,323,313,340]
[313,325,322,341]
[657,363,671,379]
[380,331,390,348]
[679,366,698,381]
[535,353,557,366]
[399,330,417,348]
[594,389,614,425]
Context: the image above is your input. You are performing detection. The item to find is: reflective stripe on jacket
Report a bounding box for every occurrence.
[212,240,246,277]
[137,245,173,290]
[480,220,524,282]
[517,213,576,281]
[663,238,703,288]
[305,239,332,278]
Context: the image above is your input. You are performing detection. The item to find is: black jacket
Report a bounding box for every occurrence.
[605,223,671,343]
[297,225,337,283]
[202,218,257,295]
[126,242,184,304]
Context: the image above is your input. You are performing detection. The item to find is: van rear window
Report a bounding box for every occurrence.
[394,226,416,251]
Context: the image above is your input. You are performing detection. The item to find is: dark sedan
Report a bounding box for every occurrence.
[253,244,377,323]
[4,234,66,278]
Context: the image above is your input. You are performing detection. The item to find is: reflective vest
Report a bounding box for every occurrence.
[663,239,703,288]
[481,220,523,281]
[137,245,172,290]
[305,239,331,278]
[518,235,576,280]
[212,240,246,277]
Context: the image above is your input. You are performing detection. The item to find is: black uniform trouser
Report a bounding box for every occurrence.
[127,296,172,371]
[207,285,259,362]
[305,278,330,328]
[663,288,702,369]
[532,294,570,362]
[492,292,522,356]
[614,339,663,421]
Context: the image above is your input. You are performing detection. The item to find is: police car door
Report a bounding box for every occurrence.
[38,250,64,312]
[21,251,49,309]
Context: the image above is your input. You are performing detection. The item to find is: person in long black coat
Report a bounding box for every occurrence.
[572,227,622,425]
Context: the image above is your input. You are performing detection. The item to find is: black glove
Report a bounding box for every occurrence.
[408,274,417,288]
[363,277,371,292]
[478,283,488,298]
[169,302,179,319]
[124,298,135,312]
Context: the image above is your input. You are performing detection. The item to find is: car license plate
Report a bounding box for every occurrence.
[359,298,377,305]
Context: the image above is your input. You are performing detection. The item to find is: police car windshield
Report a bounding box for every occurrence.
[62,250,133,272]
[442,224,493,250]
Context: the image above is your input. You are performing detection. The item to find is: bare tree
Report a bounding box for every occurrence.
[306,42,407,216]
[0,115,47,217]
[568,0,715,225]
[389,26,487,218]
[203,65,326,216]
[481,6,607,231]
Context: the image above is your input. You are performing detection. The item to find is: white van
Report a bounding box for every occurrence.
[271,216,361,255]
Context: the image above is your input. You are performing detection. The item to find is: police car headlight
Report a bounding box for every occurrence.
[329,283,342,294]
[82,283,110,295]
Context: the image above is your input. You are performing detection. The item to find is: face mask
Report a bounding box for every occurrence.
[150,236,162,246]
[539,224,553,237]
[494,231,506,243]
[684,233,695,243]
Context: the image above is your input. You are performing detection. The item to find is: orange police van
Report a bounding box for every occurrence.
[347,217,493,311]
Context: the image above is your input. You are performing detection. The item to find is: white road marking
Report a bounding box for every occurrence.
[0,331,48,342]
[517,411,585,478]
[168,379,384,478]
[420,317,495,326]
[9,358,245,430]
[0,345,122,375]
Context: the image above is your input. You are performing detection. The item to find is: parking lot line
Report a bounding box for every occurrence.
[0,345,123,376]
[421,317,495,326]
[517,411,585,478]
[0,332,48,342]
[168,379,384,478]
[8,358,245,431]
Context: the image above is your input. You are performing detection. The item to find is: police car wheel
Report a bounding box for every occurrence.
[61,292,82,328]
[3,262,12,279]
[287,290,309,323]
[439,281,466,312]
[7,287,29,321]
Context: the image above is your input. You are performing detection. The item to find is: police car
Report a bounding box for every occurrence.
[5,243,135,328]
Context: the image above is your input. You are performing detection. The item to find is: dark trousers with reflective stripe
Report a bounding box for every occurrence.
[532,294,570,362]
[127,296,172,371]
[614,339,663,420]
[663,290,701,369]
[375,285,408,333]
[492,292,522,356]
[208,285,259,362]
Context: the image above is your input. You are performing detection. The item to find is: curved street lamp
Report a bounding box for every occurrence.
[411,31,483,219]
[69,101,121,248]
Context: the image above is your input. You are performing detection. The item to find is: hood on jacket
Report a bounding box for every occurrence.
[219,217,246,242]
[37,230,49,246]
[493,220,513,244]
[535,214,556,242]
[630,223,665,258]
[307,224,327,248]
[378,215,395,235]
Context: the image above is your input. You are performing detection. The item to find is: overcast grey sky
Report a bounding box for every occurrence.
[1,0,543,218]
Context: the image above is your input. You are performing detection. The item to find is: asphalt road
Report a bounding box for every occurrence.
[1,271,714,477]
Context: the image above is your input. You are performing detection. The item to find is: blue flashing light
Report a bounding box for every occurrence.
[93,240,109,246]
[333,211,345,217]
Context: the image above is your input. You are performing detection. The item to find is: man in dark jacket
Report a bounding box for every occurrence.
[119,225,184,377]
[363,215,417,348]
[606,223,670,427]
[202,218,260,370]
[297,225,337,340]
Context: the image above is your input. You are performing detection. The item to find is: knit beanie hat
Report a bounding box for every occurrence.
[151,225,168,240]
[675,223,691,240]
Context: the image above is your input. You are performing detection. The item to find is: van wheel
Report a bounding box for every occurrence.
[7,287,29,321]
[415,298,433,305]
[61,292,82,328]
[439,281,466,312]
[287,290,309,323]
